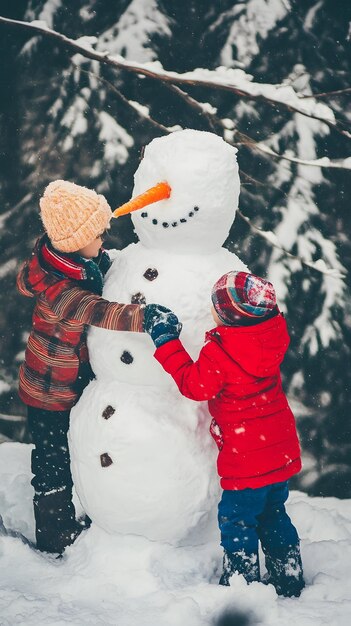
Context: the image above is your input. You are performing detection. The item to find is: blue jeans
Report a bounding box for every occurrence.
[218,481,299,559]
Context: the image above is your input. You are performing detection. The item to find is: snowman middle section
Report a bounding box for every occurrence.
[69,242,247,544]
[88,242,247,385]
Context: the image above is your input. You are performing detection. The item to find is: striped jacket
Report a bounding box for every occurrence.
[17,238,144,411]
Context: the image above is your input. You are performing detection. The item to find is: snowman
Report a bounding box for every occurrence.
[69,129,248,544]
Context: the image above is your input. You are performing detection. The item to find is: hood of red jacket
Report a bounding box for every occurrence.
[207,314,290,378]
[16,238,61,297]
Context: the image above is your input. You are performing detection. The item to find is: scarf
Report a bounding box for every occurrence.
[39,234,112,296]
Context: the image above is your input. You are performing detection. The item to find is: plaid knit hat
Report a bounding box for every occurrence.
[39,180,112,253]
[211,271,277,326]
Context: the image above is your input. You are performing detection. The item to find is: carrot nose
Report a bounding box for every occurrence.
[113,181,171,218]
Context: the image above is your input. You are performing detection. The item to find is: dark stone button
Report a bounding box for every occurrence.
[100,452,113,467]
[102,405,115,420]
[120,350,134,364]
[143,268,158,281]
[141,212,148,218]
[194,206,199,211]
[131,292,146,305]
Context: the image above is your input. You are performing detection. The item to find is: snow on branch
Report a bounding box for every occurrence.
[0,16,347,279]
[1,15,350,142]
[79,61,351,173]
[157,82,351,171]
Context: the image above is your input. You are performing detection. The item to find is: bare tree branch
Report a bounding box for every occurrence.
[161,82,219,133]
[75,66,170,133]
[302,87,351,99]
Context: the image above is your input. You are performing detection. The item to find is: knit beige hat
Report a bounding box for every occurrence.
[39,180,112,252]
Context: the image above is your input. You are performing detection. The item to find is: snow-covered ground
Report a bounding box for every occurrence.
[1,442,351,626]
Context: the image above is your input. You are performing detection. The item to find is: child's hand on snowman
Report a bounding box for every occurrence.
[143,304,182,348]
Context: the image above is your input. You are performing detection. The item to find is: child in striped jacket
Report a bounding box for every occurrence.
[17,180,160,555]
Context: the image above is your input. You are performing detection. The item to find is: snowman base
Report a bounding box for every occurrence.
[69,379,219,545]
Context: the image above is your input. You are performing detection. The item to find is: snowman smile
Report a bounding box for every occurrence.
[139,205,200,228]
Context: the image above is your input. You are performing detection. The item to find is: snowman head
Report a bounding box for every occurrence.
[125,130,240,254]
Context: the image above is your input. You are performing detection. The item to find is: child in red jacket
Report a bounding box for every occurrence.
[17,180,166,555]
[144,271,305,597]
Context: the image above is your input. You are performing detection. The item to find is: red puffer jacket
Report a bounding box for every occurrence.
[155,314,301,490]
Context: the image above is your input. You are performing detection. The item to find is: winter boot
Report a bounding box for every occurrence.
[219,549,260,586]
[264,544,305,597]
[34,489,85,554]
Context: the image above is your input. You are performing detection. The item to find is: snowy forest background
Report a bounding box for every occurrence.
[0,0,350,498]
